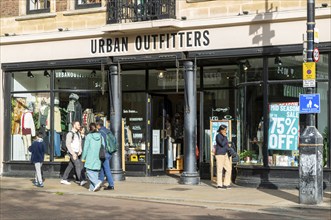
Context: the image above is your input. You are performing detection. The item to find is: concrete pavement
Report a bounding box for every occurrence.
[1,176,330,216]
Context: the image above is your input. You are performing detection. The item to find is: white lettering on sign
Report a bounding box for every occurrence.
[129,118,143,122]
[268,103,299,151]
[123,109,138,113]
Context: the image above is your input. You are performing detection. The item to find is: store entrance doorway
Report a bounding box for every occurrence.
[149,93,185,176]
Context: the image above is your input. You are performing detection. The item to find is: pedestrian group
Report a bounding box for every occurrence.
[29,119,115,191]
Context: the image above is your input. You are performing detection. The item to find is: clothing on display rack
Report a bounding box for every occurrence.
[21,110,36,159]
[38,100,49,136]
[46,100,62,156]
[82,109,95,131]
[66,93,82,130]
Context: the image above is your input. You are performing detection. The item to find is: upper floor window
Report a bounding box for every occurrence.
[76,0,102,9]
[27,0,50,14]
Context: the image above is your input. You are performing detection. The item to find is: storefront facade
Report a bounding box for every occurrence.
[1,1,330,189]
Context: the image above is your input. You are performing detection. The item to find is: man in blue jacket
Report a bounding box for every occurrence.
[96,119,115,190]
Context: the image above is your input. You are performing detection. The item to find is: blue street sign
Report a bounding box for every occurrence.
[299,94,320,114]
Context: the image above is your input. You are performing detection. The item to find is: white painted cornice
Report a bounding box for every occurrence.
[1,7,330,45]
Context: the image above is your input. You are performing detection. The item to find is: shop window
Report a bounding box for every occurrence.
[11,71,51,92]
[55,69,108,91]
[148,68,200,91]
[122,93,146,163]
[203,65,237,89]
[75,0,102,9]
[238,58,263,83]
[203,89,237,163]
[238,85,263,165]
[268,55,303,80]
[267,54,329,167]
[27,0,50,14]
[122,70,146,91]
[11,93,50,161]
[54,91,110,162]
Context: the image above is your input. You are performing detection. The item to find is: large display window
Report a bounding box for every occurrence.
[9,69,109,162]
[122,92,147,163]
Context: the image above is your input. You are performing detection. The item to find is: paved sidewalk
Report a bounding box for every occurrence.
[1,176,330,215]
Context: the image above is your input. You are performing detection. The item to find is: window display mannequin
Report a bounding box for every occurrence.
[47,98,62,157]
[165,117,174,169]
[12,98,25,135]
[172,113,184,159]
[38,99,49,136]
[257,117,264,142]
[21,109,36,160]
[66,93,82,131]
[82,108,95,132]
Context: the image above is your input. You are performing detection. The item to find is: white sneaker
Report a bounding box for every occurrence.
[80,180,87,186]
[93,181,102,192]
[60,179,71,185]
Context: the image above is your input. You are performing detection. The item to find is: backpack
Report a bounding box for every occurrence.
[61,131,76,152]
[100,130,118,154]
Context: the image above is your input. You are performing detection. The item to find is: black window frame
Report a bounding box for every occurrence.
[26,0,50,15]
[75,0,102,10]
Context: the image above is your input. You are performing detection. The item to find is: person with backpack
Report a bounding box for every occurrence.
[60,121,87,186]
[96,119,116,190]
[28,131,46,187]
[82,122,105,192]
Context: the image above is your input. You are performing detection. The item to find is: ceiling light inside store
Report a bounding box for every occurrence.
[157,68,166,79]
[243,60,251,71]
[27,71,34,78]
[44,70,50,77]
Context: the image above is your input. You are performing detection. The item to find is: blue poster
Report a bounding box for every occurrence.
[210,120,231,147]
[268,103,299,151]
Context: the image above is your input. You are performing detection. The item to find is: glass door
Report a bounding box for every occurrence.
[149,94,167,175]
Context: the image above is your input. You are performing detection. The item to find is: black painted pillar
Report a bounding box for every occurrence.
[299,0,323,204]
[109,65,125,181]
[180,61,200,185]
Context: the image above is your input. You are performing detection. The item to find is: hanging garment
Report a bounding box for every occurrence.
[21,111,36,136]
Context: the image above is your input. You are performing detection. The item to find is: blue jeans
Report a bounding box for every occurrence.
[86,169,101,191]
[99,152,114,187]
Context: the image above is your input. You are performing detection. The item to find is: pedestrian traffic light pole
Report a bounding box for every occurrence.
[299,0,323,205]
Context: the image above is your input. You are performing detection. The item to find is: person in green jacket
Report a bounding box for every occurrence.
[82,123,105,192]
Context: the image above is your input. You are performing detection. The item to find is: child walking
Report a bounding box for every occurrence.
[28,131,46,187]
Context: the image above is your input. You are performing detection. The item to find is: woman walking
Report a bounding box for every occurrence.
[82,123,104,192]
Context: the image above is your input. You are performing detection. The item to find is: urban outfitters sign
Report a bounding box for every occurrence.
[268,102,299,151]
[90,30,210,54]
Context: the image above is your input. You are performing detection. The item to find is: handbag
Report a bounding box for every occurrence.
[99,136,106,161]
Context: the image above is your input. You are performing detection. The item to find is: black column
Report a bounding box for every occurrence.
[180,61,200,185]
[109,65,125,181]
[299,0,323,204]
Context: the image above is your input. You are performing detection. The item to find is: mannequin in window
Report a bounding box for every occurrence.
[82,108,95,132]
[165,116,174,169]
[257,117,264,142]
[12,98,25,135]
[66,93,82,130]
[172,113,184,159]
[38,99,49,136]
[47,98,62,157]
[21,109,36,160]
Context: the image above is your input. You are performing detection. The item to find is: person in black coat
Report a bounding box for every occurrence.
[214,125,232,190]
[28,131,46,187]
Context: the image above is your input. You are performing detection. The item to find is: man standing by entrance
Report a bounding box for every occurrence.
[96,119,115,190]
[61,121,87,186]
